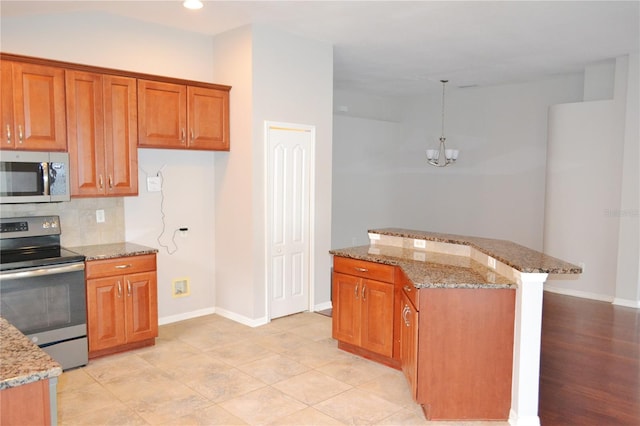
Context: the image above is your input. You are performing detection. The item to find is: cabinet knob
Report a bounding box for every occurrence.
[404,285,412,292]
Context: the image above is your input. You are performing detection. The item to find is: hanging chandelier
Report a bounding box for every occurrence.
[426,80,459,167]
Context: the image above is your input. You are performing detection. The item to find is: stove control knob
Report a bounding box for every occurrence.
[31,336,39,343]
[42,221,50,229]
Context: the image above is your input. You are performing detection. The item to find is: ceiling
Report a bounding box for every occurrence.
[1,1,639,96]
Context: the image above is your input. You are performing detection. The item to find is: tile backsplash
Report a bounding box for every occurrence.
[0,197,125,247]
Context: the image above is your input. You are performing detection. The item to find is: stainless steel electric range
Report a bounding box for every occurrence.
[0,215,88,370]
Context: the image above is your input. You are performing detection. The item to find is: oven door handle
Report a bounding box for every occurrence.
[0,262,85,280]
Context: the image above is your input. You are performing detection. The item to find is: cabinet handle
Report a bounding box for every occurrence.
[98,175,103,189]
[402,305,410,327]
[404,285,412,293]
[362,285,366,301]
[5,124,11,144]
[108,175,113,189]
[354,283,359,299]
[117,281,122,298]
[190,129,194,145]
[115,264,132,269]
[127,280,132,296]
[17,125,23,144]
[181,128,186,143]
[354,267,368,273]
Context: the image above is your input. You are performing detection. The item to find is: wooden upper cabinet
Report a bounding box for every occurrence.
[188,86,229,150]
[138,79,229,151]
[1,60,67,151]
[66,70,137,197]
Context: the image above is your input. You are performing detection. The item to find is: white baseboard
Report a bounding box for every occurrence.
[543,285,615,303]
[159,302,334,328]
[158,307,216,325]
[314,301,332,312]
[214,306,269,328]
[612,297,640,309]
[508,409,540,426]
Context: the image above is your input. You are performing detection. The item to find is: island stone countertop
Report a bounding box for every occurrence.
[370,228,582,274]
[330,244,516,289]
[0,317,62,390]
[67,242,158,261]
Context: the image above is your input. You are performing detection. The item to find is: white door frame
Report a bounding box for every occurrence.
[264,121,316,321]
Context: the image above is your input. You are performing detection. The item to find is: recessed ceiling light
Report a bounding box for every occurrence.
[183,0,203,10]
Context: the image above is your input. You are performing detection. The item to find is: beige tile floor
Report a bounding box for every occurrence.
[57,312,507,426]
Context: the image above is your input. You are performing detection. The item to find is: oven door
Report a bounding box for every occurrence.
[0,262,86,336]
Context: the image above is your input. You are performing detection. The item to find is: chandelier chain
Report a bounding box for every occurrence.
[441,79,447,139]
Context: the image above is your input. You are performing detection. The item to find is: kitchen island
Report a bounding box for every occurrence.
[330,228,581,426]
[0,317,62,426]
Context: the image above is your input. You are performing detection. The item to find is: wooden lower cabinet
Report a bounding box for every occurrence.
[86,254,158,358]
[0,379,53,426]
[400,289,419,399]
[411,287,516,420]
[332,257,395,360]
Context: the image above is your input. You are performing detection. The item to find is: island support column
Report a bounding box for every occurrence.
[509,272,548,426]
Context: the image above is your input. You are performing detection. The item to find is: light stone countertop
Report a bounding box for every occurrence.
[330,244,516,289]
[370,228,582,274]
[330,228,581,289]
[0,317,62,390]
[67,242,158,261]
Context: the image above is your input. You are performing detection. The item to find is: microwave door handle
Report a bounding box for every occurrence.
[0,263,85,281]
[41,162,50,195]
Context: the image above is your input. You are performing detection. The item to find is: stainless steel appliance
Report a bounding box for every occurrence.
[0,215,87,370]
[0,151,70,203]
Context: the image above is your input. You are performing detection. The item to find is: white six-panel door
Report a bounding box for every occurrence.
[266,122,314,319]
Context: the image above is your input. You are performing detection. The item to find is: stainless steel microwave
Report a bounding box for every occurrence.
[0,151,70,203]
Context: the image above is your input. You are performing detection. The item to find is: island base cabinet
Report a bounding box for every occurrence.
[416,288,515,420]
[0,379,52,426]
[332,258,395,361]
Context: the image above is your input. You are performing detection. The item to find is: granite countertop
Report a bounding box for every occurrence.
[370,228,582,274]
[0,317,62,390]
[67,242,158,261]
[330,245,515,289]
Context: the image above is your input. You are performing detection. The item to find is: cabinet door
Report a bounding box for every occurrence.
[138,79,186,148]
[360,279,394,357]
[187,86,229,151]
[87,276,126,352]
[104,75,138,195]
[400,291,418,400]
[9,62,66,151]
[1,61,14,148]
[331,272,361,346]
[66,70,106,196]
[124,271,158,343]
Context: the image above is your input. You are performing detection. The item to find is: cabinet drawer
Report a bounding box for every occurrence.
[86,254,156,279]
[402,283,420,311]
[333,256,395,283]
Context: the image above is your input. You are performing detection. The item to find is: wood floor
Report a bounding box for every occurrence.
[539,291,640,425]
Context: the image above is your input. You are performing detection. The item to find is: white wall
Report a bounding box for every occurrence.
[212,25,333,324]
[332,76,584,251]
[545,56,639,305]
[614,53,640,307]
[1,11,220,322]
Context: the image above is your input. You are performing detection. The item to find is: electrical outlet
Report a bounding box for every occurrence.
[487,256,497,269]
[96,209,105,223]
[413,239,426,249]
